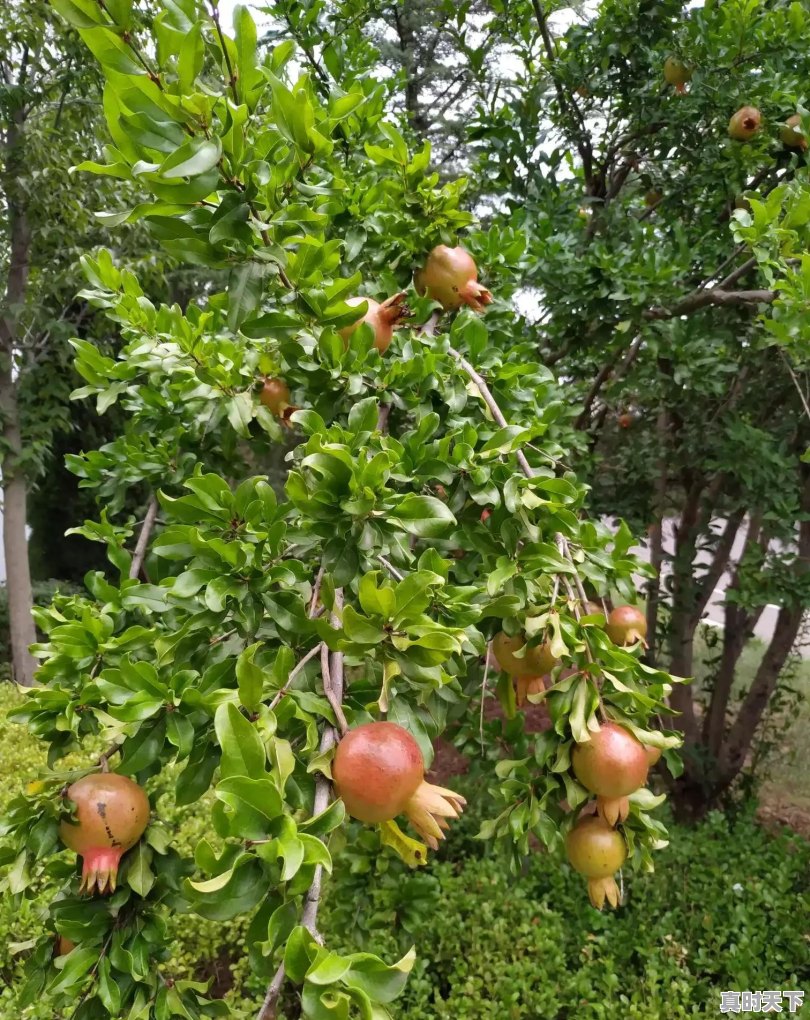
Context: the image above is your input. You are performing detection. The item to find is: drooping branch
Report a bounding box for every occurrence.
[447,346,535,480]
[129,495,159,581]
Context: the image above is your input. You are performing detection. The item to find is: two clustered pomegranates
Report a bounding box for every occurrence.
[257,243,489,423]
[488,601,659,909]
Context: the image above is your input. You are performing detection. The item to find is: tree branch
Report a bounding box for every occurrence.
[447,346,535,479]
[644,288,776,321]
[257,591,345,1020]
[129,495,159,581]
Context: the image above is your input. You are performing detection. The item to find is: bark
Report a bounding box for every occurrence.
[644,288,775,321]
[666,479,703,742]
[701,513,762,755]
[392,4,430,141]
[713,477,810,790]
[0,105,37,687]
[644,407,669,665]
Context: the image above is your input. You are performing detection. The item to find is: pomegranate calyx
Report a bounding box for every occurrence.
[377,291,411,327]
[459,279,493,313]
[596,795,630,827]
[80,846,125,895]
[404,780,466,850]
[588,875,621,910]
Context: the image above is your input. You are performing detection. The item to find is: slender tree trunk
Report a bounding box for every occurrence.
[713,475,810,791]
[0,109,38,686]
[645,407,669,665]
[702,514,763,755]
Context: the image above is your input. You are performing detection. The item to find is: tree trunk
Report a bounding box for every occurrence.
[645,406,669,665]
[0,105,38,686]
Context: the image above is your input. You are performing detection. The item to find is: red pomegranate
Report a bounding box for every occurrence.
[259,377,291,416]
[55,935,76,957]
[606,605,647,646]
[414,245,493,313]
[332,722,465,850]
[492,631,558,676]
[565,814,627,909]
[480,508,492,523]
[572,721,648,826]
[59,773,150,894]
[338,292,409,354]
[618,412,634,428]
[729,106,762,141]
[516,674,545,706]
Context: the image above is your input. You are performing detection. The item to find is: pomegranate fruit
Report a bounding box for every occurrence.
[516,674,545,706]
[565,815,627,909]
[414,245,493,313]
[259,377,291,416]
[663,56,692,94]
[572,721,648,826]
[618,412,633,428]
[492,631,558,676]
[480,508,492,523]
[606,605,647,646]
[338,292,409,354]
[55,935,76,957]
[332,722,465,850]
[59,773,150,894]
[780,114,807,151]
[729,106,762,141]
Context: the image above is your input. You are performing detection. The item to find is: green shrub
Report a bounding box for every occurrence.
[1,686,808,1019]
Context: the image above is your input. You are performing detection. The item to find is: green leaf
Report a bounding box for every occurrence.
[160,138,222,179]
[388,495,456,538]
[124,842,155,897]
[236,642,266,712]
[214,702,267,779]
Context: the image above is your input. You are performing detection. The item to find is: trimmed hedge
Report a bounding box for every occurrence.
[1,687,809,1019]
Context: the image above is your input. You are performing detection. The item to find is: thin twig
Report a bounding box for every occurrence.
[129,495,158,581]
[779,348,810,424]
[447,346,535,479]
[308,565,325,618]
[267,643,323,711]
[378,555,404,581]
[478,646,492,753]
[321,642,348,736]
[208,0,239,101]
[257,592,345,1020]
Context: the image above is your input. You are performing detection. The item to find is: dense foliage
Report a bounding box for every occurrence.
[1,687,808,1020]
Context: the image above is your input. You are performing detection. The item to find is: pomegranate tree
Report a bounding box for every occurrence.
[565,815,627,909]
[59,773,150,894]
[414,245,493,312]
[572,722,649,825]
[0,1,687,1012]
[332,722,465,849]
[338,292,409,353]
